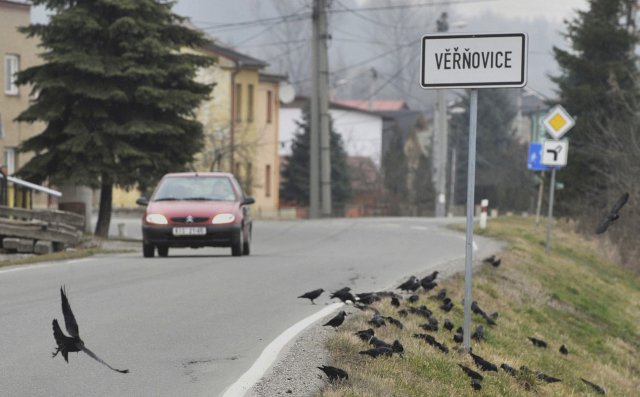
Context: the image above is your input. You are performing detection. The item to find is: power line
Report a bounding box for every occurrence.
[198,11,311,32]
[329,0,498,14]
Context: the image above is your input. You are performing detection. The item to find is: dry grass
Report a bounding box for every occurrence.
[317,216,640,396]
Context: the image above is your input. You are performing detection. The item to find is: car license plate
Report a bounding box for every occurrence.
[172,227,206,236]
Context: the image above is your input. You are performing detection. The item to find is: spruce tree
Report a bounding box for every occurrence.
[552,0,638,215]
[280,104,351,213]
[449,89,530,211]
[382,131,409,215]
[15,0,214,237]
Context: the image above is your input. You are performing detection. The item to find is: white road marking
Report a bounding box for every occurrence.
[220,302,344,397]
[0,257,93,275]
[410,226,429,231]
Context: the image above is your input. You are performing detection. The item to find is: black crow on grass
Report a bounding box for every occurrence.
[323,311,347,329]
[528,337,547,348]
[500,363,517,377]
[559,344,569,355]
[483,255,501,267]
[397,276,420,292]
[581,378,606,395]
[470,352,497,372]
[354,328,374,342]
[444,319,454,332]
[52,286,129,374]
[458,364,484,381]
[318,365,348,381]
[359,347,393,358]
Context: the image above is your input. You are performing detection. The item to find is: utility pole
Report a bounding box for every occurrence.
[434,12,449,217]
[310,0,331,218]
[448,147,456,216]
[310,0,321,218]
[318,0,332,217]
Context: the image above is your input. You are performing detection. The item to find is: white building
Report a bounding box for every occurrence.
[279,97,384,166]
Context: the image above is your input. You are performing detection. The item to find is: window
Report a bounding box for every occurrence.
[235,83,242,122]
[266,90,273,124]
[0,113,4,139]
[4,54,19,96]
[265,165,271,198]
[247,84,254,122]
[4,148,15,175]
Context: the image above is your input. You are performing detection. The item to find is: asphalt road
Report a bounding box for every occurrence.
[0,217,500,397]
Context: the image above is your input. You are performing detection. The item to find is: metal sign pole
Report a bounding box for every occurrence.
[462,89,478,352]
[545,167,556,255]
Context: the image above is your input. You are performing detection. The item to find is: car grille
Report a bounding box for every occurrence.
[170,217,209,224]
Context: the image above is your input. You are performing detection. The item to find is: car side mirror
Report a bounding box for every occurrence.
[243,196,255,205]
[136,197,149,206]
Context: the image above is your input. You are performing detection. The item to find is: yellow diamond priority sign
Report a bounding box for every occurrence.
[543,105,575,140]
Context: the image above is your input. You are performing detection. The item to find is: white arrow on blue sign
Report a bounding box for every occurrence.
[528,143,549,171]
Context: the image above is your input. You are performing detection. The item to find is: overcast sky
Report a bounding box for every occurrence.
[30,0,593,98]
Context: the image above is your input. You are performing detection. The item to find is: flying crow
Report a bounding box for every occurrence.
[596,192,629,234]
[52,287,129,374]
[298,288,324,304]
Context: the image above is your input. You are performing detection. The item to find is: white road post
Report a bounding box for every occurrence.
[479,199,489,230]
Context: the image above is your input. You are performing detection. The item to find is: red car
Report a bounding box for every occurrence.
[136,172,254,257]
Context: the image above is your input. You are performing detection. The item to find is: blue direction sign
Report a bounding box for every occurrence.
[528,143,549,171]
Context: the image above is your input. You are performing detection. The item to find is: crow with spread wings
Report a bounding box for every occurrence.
[596,192,629,234]
[52,286,129,374]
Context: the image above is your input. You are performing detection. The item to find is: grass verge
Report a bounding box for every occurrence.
[318,216,640,396]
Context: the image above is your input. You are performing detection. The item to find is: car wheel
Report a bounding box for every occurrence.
[143,243,155,258]
[157,245,169,257]
[243,226,251,256]
[231,227,243,257]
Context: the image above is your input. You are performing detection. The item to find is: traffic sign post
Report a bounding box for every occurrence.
[421,32,527,352]
[539,105,575,255]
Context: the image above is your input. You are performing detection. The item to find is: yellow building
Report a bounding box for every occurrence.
[0,0,48,208]
[113,41,284,215]
[253,73,285,217]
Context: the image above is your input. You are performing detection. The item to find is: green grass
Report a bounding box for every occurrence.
[318,216,640,396]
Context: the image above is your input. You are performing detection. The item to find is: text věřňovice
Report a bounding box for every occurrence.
[434,47,513,70]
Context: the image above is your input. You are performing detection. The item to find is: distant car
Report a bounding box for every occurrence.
[136,172,254,257]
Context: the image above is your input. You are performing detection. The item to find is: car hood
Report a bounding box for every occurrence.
[146,200,238,218]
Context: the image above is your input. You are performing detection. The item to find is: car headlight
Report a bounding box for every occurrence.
[146,214,168,225]
[212,213,235,224]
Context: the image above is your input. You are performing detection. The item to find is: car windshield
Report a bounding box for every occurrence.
[152,176,237,202]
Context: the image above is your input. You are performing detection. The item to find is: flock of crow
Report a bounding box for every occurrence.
[47,192,627,393]
[300,257,608,394]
